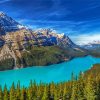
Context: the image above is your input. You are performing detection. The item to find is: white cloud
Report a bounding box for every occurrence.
[70,33,100,45]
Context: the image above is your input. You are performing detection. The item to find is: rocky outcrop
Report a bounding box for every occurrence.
[0,44,16,66]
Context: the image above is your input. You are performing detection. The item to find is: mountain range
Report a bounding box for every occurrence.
[81,41,100,50]
[0,12,99,71]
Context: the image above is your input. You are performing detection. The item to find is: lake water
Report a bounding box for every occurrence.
[0,56,100,88]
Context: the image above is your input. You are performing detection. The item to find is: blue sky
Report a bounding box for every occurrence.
[0,0,100,44]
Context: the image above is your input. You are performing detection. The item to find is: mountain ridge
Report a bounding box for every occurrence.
[0,12,87,71]
[0,11,25,35]
[81,40,100,50]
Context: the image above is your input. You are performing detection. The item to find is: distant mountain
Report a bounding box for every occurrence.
[33,28,76,47]
[0,12,25,35]
[81,41,100,58]
[0,12,86,71]
[81,41,100,50]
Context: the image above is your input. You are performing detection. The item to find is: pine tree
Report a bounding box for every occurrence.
[9,82,16,100]
[41,86,48,100]
[16,81,21,100]
[70,73,78,100]
[32,80,37,99]
[54,88,58,100]
[77,72,85,99]
[3,84,9,100]
[62,83,67,100]
[0,86,3,100]
[84,76,97,100]
[57,83,63,100]
[70,81,78,100]
[49,82,55,99]
[96,75,100,100]
[27,81,34,100]
[20,87,27,100]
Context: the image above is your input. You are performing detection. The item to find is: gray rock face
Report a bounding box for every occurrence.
[0,12,24,35]
[0,12,86,70]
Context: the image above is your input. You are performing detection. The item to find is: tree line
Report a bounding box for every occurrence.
[0,69,100,100]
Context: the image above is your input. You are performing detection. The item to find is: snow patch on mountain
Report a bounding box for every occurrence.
[0,11,25,34]
[81,40,100,50]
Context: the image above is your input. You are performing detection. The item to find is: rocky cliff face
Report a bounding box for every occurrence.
[0,12,86,71]
[0,12,25,35]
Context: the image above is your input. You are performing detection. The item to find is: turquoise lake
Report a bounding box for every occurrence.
[0,56,100,88]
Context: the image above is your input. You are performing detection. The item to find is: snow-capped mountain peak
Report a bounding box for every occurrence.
[81,40,100,50]
[0,11,6,16]
[0,11,25,35]
[89,40,100,45]
[0,11,78,49]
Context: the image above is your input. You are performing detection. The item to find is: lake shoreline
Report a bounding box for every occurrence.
[0,56,100,88]
[0,54,100,72]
